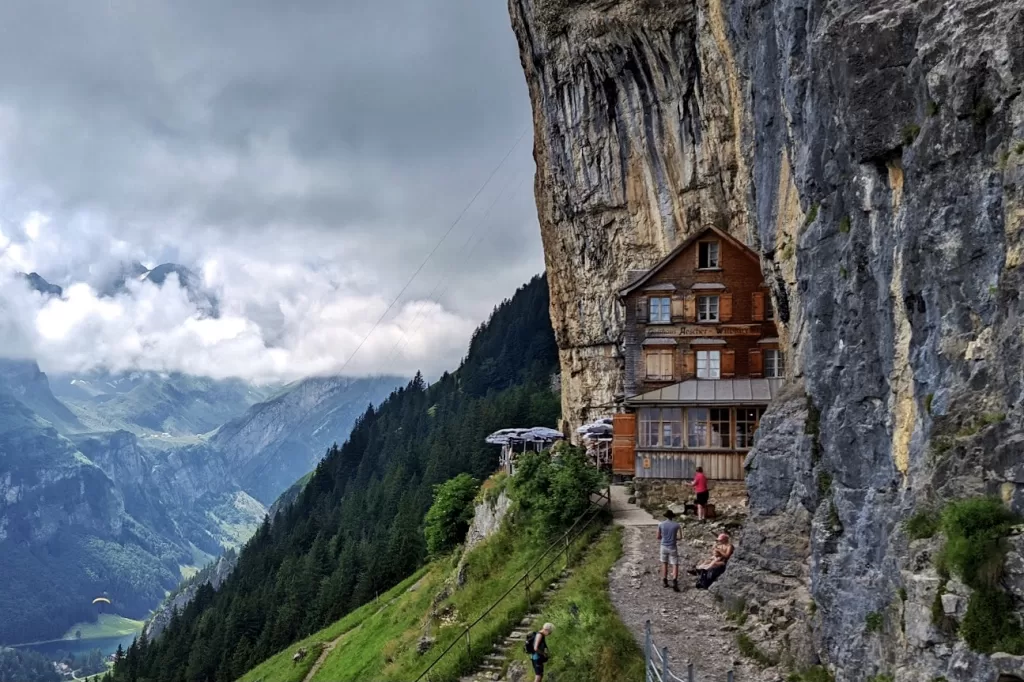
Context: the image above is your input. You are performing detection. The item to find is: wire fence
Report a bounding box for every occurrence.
[645,620,735,682]
[416,486,612,682]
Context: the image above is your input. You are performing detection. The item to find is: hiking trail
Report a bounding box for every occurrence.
[607,492,774,682]
[457,528,611,682]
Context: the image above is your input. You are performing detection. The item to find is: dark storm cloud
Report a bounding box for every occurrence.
[0,0,544,379]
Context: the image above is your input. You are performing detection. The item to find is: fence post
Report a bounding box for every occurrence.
[687,661,694,682]
[466,629,471,662]
[644,620,652,681]
[525,571,531,610]
[660,646,668,682]
[564,535,570,569]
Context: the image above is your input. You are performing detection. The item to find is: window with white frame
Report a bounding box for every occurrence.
[696,350,721,379]
[648,297,671,323]
[764,349,785,378]
[697,295,719,322]
[638,407,683,448]
[698,241,720,269]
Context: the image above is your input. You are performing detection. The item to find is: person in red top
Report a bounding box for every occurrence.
[692,466,709,522]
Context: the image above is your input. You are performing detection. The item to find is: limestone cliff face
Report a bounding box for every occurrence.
[509,0,755,429]
[512,0,1024,679]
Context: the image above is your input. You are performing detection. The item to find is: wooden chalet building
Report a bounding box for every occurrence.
[611,227,784,481]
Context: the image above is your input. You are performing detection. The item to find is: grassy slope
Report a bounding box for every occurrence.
[63,614,144,640]
[508,528,645,682]
[238,519,609,682]
[237,567,432,682]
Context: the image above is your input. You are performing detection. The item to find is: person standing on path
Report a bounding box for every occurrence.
[657,510,682,591]
[692,466,709,522]
[530,623,553,682]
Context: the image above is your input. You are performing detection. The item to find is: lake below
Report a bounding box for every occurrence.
[13,631,141,660]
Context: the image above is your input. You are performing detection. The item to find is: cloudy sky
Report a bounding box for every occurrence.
[0,0,542,383]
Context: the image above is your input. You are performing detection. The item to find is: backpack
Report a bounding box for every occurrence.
[524,631,538,655]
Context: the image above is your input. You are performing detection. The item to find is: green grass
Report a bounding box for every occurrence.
[308,519,605,682]
[237,566,433,682]
[865,612,883,634]
[838,216,851,234]
[805,203,819,226]
[902,124,921,145]
[817,471,833,497]
[63,614,143,640]
[934,497,1024,653]
[905,509,940,540]
[927,101,940,117]
[788,665,834,682]
[507,528,645,682]
[737,633,778,667]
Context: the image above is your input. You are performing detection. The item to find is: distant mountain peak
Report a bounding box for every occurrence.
[19,272,63,297]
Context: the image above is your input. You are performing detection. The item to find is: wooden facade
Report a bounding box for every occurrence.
[613,227,784,480]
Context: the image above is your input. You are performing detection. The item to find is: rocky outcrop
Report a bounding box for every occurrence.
[509,0,755,430]
[465,489,512,551]
[209,375,401,503]
[144,551,237,640]
[511,0,1024,680]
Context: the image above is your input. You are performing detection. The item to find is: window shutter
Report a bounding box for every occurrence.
[636,297,648,323]
[683,293,696,322]
[721,349,736,378]
[671,296,684,319]
[683,350,696,378]
[645,351,657,378]
[720,293,733,322]
[748,349,764,377]
[752,292,765,321]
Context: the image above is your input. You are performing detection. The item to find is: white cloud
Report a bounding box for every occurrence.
[0,255,481,383]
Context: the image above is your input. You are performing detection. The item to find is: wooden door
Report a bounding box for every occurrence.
[612,413,637,475]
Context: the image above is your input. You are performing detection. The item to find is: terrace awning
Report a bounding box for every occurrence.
[624,378,784,405]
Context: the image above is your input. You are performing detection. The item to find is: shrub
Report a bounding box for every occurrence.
[423,473,480,556]
[902,124,921,145]
[736,633,777,667]
[925,393,934,415]
[926,101,940,117]
[509,447,605,538]
[788,666,834,682]
[898,587,907,602]
[839,266,848,279]
[960,587,1024,654]
[937,497,1024,653]
[805,203,819,226]
[478,472,510,507]
[906,510,940,540]
[865,611,883,633]
[940,498,1018,588]
[839,216,851,233]
[817,471,833,497]
[1016,141,1024,155]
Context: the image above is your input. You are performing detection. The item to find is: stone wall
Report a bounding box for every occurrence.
[633,478,747,515]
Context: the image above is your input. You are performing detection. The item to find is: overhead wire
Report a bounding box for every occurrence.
[248,127,532,482]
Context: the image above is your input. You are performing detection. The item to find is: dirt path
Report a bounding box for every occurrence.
[301,576,423,682]
[609,518,772,682]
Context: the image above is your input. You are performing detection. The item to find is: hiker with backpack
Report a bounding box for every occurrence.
[524,623,553,681]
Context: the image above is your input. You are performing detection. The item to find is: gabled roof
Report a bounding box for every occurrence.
[619,226,761,297]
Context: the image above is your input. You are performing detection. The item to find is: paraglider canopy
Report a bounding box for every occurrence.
[92,597,111,605]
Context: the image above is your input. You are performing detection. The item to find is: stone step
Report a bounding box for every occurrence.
[519,617,533,626]
[485,654,507,662]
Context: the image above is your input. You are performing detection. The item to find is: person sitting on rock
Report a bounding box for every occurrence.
[690,533,733,589]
